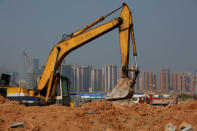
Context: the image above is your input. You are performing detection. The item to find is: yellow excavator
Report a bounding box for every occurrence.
[2,3,139,105]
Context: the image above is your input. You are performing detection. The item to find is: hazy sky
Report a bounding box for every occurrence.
[0,0,197,75]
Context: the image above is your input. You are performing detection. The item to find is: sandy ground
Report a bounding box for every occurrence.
[0,95,197,131]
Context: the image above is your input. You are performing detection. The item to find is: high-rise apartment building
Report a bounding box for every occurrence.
[192,75,197,90]
[140,71,156,91]
[33,58,39,74]
[170,72,178,92]
[81,66,92,92]
[159,68,170,92]
[192,74,197,95]
[73,67,78,92]
[165,70,192,93]
[102,65,117,92]
[90,68,102,92]
[32,58,41,87]
[72,66,92,92]
[177,72,190,92]
[25,71,34,89]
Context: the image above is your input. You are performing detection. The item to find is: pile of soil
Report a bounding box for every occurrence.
[0,97,196,131]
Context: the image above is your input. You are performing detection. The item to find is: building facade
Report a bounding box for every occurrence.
[72,66,92,92]
[25,71,34,89]
[140,71,156,91]
[90,68,102,92]
[33,58,39,74]
[170,72,178,92]
[159,68,170,92]
[177,72,191,92]
[102,65,117,92]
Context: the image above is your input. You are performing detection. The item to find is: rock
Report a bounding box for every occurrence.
[87,109,96,114]
[165,123,177,131]
[179,121,193,131]
[181,125,193,131]
[10,122,25,128]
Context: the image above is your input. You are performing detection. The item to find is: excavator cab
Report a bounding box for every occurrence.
[55,75,71,106]
[26,73,71,106]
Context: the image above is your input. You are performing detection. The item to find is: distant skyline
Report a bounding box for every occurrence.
[0,0,197,76]
[8,62,197,94]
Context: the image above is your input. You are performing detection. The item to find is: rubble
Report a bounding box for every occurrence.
[179,121,193,131]
[0,95,197,130]
[165,123,177,131]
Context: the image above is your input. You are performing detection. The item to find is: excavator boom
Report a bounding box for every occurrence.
[36,3,139,103]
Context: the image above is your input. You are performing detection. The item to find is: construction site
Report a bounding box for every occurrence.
[0,1,197,131]
[0,95,196,130]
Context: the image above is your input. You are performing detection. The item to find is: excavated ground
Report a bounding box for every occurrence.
[0,95,197,131]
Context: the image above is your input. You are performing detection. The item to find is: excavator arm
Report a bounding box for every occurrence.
[36,3,139,103]
[107,3,139,100]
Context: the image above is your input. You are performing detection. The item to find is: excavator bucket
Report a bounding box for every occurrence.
[106,77,135,101]
[106,68,139,101]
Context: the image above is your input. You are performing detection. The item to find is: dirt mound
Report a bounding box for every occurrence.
[0,95,19,104]
[0,98,197,131]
